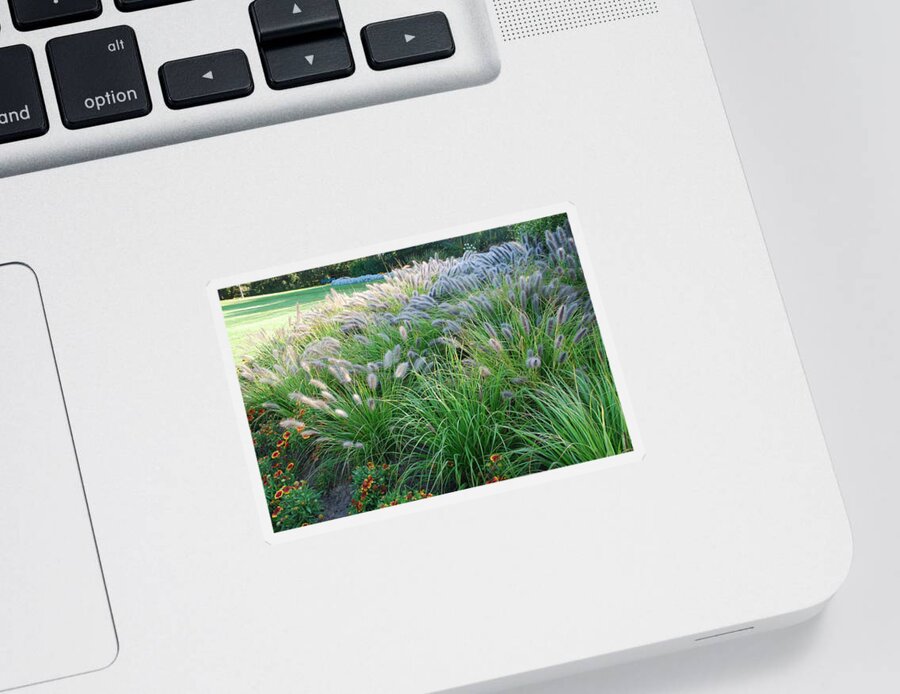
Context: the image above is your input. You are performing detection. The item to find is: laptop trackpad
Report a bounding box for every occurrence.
[0,264,117,691]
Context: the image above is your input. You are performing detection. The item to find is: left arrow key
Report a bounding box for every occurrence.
[159,50,254,110]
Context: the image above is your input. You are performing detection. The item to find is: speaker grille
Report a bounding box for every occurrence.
[493,0,659,42]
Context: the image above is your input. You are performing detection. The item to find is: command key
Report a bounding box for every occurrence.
[0,45,49,145]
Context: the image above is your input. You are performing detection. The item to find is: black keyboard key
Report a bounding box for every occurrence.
[8,0,102,32]
[0,45,49,145]
[250,0,343,43]
[361,12,455,71]
[159,50,254,109]
[115,0,191,11]
[47,26,152,130]
[261,34,353,90]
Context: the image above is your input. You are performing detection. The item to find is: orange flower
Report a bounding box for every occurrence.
[282,431,291,440]
[287,462,295,471]
[489,454,502,463]
[274,489,284,500]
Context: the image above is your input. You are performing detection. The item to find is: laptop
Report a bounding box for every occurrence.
[0,1,851,692]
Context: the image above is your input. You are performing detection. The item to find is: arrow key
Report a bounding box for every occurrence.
[362,12,455,71]
[159,50,254,109]
[250,0,344,43]
[261,34,354,90]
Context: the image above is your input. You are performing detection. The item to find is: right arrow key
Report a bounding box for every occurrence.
[361,12,455,71]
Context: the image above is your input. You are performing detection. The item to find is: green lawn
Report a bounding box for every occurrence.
[221,283,379,360]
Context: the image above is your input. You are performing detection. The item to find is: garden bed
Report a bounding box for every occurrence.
[223,214,633,532]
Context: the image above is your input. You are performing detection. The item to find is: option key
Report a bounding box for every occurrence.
[47,26,152,130]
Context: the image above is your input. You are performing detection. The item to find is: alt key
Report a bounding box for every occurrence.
[47,26,152,130]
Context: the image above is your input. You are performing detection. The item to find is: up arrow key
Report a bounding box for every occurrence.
[404,34,415,43]
[251,0,344,43]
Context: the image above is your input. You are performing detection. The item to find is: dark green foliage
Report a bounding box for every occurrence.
[218,222,534,300]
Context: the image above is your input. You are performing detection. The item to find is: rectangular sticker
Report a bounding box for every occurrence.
[211,207,636,538]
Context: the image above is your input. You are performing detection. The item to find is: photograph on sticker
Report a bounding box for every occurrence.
[216,212,633,532]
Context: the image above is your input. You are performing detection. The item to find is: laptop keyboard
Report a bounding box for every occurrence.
[0,0,499,176]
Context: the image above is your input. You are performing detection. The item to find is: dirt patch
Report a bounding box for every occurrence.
[322,482,354,521]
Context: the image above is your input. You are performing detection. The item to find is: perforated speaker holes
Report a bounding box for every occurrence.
[492,0,659,42]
